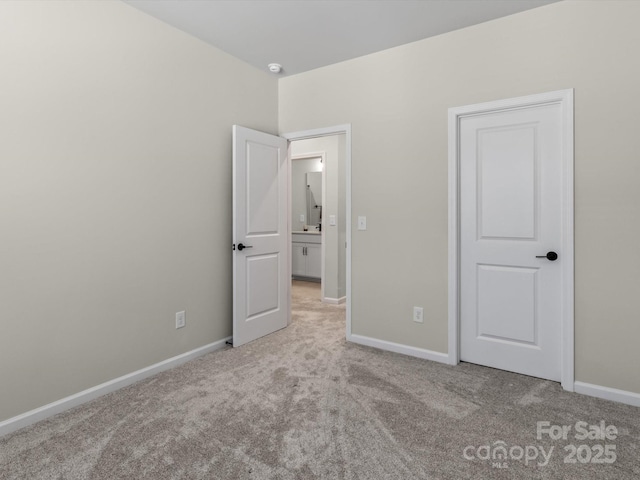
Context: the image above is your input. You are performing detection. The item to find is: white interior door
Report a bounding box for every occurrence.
[459,102,564,381]
[233,125,289,347]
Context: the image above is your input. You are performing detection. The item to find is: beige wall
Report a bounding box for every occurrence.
[3,0,639,424]
[0,1,277,422]
[279,1,640,394]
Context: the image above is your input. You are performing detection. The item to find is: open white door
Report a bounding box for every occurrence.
[233,125,289,347]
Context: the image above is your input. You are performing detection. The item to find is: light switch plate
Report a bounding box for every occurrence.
[329,215,336,226]
[299,214,305,223]
[357,216,367,230]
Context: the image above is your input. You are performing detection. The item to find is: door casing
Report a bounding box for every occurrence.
[448,90,574,391]
[282,125,352,339]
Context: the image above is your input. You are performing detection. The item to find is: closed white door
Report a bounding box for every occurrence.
[460,102,564,381]
[233,125,289,347]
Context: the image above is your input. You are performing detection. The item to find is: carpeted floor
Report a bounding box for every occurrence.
[1,280,639,479]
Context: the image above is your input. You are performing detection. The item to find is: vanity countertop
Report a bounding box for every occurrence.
[292,230,321,235]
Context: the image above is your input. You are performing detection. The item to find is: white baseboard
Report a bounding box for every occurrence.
[0,337,231,438]
[348,333,450,364]
[346,336,640,407]
[322,296,346,305]
[574,381,640,408]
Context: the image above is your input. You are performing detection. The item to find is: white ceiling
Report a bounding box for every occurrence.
[123,0,559,76]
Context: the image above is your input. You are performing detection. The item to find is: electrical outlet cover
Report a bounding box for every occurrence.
[176,311,186,329]
[413,306,424,323]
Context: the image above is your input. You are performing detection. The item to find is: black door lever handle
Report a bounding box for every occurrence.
[237,243,253,251]
[536,251,558,261]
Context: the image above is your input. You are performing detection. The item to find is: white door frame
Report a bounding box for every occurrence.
[448,90,574,391]
[282,125,352,340]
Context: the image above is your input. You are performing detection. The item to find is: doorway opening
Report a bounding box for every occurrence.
[290,152,324,285]
[283,125,352,340]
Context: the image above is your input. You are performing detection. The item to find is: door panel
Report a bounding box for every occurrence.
[246,143,280,235]
[305,244,322,279]
[477,265,537,345]
[246,254,280,319]
[291,244,306,277]
[478,125,537,239]
[233,126,289,347]
[460,103,562,381]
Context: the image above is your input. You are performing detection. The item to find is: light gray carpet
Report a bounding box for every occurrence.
[1,280,639,479]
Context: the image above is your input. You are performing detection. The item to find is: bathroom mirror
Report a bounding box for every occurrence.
[291,157,322,232]
[306,172,322,228]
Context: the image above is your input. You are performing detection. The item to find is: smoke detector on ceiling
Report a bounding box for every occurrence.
[268,63,282,74]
